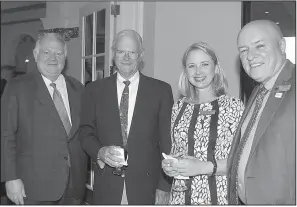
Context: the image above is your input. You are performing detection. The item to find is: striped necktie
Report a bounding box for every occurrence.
[50,83,72,135]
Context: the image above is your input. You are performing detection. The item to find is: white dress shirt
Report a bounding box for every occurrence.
[117,71,140,205]
[41,74,72,124]
[238,61,287,203]
[116,71,140,135]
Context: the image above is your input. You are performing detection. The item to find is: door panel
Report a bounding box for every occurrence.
[79,2,111,193]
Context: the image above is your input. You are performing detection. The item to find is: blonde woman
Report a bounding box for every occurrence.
[162,42,244,205]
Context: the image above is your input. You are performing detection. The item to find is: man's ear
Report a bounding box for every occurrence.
[33,49,38,62]
[279,38,286,55]
[139,49,145,59]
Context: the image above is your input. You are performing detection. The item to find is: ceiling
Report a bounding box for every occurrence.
[251,1,296,37]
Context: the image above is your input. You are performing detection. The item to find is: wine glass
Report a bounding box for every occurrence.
[112,147,128,177]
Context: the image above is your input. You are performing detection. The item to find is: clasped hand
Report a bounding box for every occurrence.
[162,155,205,177]
[98,146,125,168]
[5,179,26,205]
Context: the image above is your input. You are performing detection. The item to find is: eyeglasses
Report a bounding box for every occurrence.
[115,50,139,60]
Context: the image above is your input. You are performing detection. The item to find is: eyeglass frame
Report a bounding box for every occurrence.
[114,49,142,60]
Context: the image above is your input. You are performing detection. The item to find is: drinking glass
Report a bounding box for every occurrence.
[112,147,128,177]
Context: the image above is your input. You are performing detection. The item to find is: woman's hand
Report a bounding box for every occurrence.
[161,158,180,177]
[172,156,213,177]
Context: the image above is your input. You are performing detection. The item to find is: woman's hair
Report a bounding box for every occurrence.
[178,42,228,100]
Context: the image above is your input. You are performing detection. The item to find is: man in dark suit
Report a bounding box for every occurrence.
[227,20,295,204]
[1,33,87,205]
[80,29,173,204]
[1,65,15,97]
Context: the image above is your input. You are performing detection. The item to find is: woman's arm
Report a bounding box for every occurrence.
[173,157,227,177]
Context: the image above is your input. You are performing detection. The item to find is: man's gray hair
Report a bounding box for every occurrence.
[111,29,144,52]
[34,33,67,56]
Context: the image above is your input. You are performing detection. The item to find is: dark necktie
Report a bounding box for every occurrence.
[229,84,268,204]
[120,80,130,147]
[50,83,72,135]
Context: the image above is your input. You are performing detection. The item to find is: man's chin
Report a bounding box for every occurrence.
[249,74,266,83]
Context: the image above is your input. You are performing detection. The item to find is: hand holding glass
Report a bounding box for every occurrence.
[112,147,128,177]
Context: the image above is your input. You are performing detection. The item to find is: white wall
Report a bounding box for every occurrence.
[152,2,242,100]
[142,2,156,77]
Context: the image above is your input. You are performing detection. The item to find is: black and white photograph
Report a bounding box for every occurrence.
[1,1,296,205]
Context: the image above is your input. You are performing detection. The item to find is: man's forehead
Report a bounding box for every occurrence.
[40,37,64,48]
[238,27,268,46]
[116,34,139,49]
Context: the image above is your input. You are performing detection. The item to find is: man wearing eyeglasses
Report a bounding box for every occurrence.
[80,29,174,204]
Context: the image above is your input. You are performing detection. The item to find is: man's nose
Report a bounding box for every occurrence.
[123,52,130,60]
[49,53,57,61]
[247,49,256,61]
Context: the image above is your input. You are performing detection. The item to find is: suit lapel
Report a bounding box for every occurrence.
[64,75,80,140]
[127,73,145,145]
[34,71,66,133]
[248,61,294,159]
[110,74,124,145]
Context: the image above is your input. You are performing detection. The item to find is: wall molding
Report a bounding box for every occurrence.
[1,3,46,14]
[1,18,41,26]
[38,27,79,41]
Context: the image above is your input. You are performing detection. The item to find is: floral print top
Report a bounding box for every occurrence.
[169,94,244,205]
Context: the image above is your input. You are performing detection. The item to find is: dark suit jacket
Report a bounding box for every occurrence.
[1,70,87,201]
[1,79,7,97]
[227,60,296,204]
[80,72,173,204]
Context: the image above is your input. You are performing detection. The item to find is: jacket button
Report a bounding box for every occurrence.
[147,173,150,176]
[64,157,68,160]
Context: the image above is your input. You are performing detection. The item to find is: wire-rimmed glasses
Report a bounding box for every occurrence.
[115,49,140,60]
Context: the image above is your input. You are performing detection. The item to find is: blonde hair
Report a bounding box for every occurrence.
[178,42,228,100]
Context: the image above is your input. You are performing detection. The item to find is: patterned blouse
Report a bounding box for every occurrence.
[169,94,244,205]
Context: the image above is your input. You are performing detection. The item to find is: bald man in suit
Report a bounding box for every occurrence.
[227,20,295,205]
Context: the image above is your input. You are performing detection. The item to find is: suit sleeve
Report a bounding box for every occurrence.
[157,83,174,192]
[1,81,19,182]
[79,85,102,162]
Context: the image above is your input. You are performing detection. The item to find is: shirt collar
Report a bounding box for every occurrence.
[117,71,139,85]
[41,73,64,88]
[264,60,287,91]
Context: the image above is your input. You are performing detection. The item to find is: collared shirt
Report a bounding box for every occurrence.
[97,71,140,172]
[41,74,72,124]
[116,71,140,205]
[116,71,140,135]
[238,60,287,203]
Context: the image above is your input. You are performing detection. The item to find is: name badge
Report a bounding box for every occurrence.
[199,110,216,115]
[275,92,283,98]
